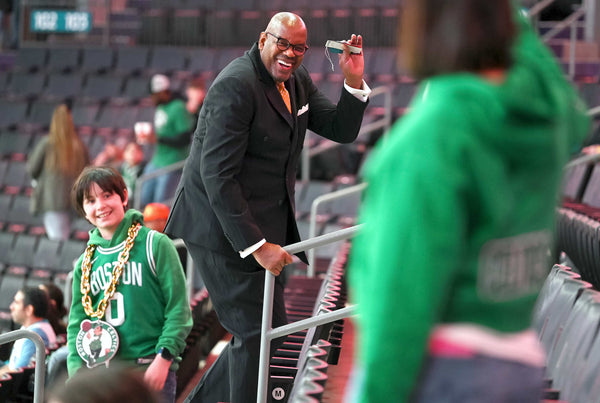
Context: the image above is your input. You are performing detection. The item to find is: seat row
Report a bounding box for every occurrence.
[9,45,411,84]
[558,158,600,289]
[0,233,87,331]
[265,241,352,402]
[131,0,402,48]
[0,98,156,143]
[533,264,600,402]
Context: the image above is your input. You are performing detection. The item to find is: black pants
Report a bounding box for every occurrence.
[184,242,288,403]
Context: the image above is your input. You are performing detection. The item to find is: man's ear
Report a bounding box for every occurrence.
[258,32,267,51]
[24,304,34,317]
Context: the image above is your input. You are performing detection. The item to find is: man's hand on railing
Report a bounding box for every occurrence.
[252,242,293,276]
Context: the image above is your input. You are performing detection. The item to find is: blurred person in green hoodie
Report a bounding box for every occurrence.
[347,1,590,402]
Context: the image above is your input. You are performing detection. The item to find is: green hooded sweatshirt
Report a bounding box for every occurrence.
[67,209,192,376]
[348,5,590,403]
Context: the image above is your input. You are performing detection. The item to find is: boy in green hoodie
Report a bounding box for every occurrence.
[67,166,192,403]
[347,1,590,402]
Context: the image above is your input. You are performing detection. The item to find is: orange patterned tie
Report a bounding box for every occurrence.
[277,82,291,113]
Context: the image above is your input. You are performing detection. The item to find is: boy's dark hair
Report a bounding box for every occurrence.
[72,166,128,217]
[400,0,516,79]
[21,286,49,319]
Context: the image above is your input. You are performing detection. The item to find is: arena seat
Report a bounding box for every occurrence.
[46,48,81,74]
[295,180,335,219]
[4,194,43,234]
[573,312,600,402]
[562,161,593,205]
[0,71,8,94]
[0,373,14,402]
[42,73,84,102]
[545,288,600,398]
[538,277,592,360]
[0,267,27,312]
[81,75,124,104]
[0,131,34,160]
[532,265,581,335]
[80,47,115,75]
[93,104,139,133]
[0,231,15,266]
[138,8,171,47]
[171,8,206,47]
[58,239,86,273]
[2,161,30,196]
[114,47,150,77]
[6,234,39,270]
[31,238,62,272]
[147,46,188,75]
[187,48,217,78]
[71,103,100,130]
[24,99,60,133]
[581,163,600,210]
[5,72,45,101]
[0,193,11,232]
[0,99,29,131]
[12,48,47,73]
[214,48,247,73]
[579,82,600,109]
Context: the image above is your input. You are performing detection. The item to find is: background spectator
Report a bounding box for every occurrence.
[39,282,67,339]
[185,76,206,118]
[1,287,57,374]
[138,74,193,207]
[92,142,123,169]
[120,141,147,208]
[26,104,90,240]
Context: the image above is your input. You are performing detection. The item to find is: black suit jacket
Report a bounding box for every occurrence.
[165,43,368,264]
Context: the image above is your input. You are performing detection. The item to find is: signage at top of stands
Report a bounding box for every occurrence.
[30,10,92,33]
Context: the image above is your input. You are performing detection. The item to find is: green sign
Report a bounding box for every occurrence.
[30,10,92,33]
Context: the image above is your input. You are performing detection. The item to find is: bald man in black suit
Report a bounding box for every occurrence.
[165,11,370,402]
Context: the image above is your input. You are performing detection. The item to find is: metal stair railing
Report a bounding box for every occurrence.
[530,0,593,80]
[0,329,46,403]
[256,224,362,403]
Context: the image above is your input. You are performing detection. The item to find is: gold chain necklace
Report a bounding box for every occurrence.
[80,223,141,319]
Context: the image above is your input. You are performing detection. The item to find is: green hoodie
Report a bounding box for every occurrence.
[67,209,192,376]
[151,98,193,168]
[348,6,590,403]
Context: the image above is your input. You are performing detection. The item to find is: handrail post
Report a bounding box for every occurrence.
[308,183,367,274]
[0,329,46,403]
[256,225,363,403]
[257,270,276,403]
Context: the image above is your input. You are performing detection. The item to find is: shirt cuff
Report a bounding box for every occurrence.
[239,238,266,258]
[344,79,371,102]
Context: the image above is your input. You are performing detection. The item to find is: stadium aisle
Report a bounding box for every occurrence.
[177,320,355,402]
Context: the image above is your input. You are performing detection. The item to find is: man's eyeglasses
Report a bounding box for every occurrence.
[266,32,308,56]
